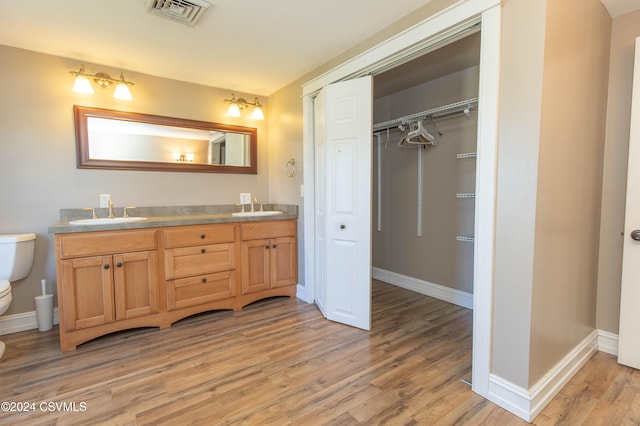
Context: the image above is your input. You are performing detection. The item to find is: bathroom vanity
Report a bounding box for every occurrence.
[49,205,297,351]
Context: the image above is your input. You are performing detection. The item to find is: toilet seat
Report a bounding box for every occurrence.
[0,280,9,296]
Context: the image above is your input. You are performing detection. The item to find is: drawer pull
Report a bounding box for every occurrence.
[200,234,206,239]
[200,248,206,253]
[201,277,207,283]
[103,264,110,270]
[116,262,123,268]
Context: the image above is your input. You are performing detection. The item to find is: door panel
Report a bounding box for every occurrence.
[619,37,640,369]
[323,76,373,330]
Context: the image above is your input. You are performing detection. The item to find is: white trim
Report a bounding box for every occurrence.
[0,308,59,335]
[598,329,619,356]
[302,94,316,305]
[487,330,599,422]
[295,283,312,303]
[372,267,473,309]
[471,3,501,399]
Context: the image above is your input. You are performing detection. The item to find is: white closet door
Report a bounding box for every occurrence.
[619,37,640,369]
[316,76,372,330]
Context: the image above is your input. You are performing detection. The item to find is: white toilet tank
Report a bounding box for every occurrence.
[0,233,36,281]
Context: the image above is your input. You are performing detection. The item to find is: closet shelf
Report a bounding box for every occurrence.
[373,97,478,132]
[456,236,475,243]
[456,193,476,198]
[457,152,477,159]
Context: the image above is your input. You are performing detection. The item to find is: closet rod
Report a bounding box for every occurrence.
[373,97,478,132]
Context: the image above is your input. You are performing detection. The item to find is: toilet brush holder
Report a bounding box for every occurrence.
[34,294,53,332]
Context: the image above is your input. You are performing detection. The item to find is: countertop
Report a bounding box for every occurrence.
[48,204,298,234]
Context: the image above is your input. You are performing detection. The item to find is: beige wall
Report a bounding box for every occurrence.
[491,0,548,388]
[493,0,611,389]
[266,81,306,283]
[0,45,270,316]
[596,9,640,334]
[530,0,610,384]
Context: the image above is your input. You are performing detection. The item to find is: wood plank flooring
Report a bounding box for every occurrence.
[0,280,638,425]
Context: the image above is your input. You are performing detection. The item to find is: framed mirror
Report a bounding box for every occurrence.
[74,105,258,174]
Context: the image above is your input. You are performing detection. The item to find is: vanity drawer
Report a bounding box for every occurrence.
[165,243,236,279]
[164,223,237,248]
[241,220,296,240]
[166,270,236,310]
[57,230,157,258]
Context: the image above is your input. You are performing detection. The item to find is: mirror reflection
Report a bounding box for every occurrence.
[74,106,258,174]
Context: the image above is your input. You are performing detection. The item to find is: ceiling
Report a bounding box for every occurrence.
[1,1,638,99]
[600,0,640,18]
[0,0,438,97]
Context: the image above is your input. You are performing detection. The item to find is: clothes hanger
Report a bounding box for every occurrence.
[405,119,436,146]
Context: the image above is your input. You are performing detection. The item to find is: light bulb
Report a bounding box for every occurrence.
[72,75,95,94]
[251,106,264,120]
[113,82,133,100]
[227,103,241,117]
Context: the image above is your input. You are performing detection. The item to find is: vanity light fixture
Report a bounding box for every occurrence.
[224,94,264,120]
[173,152,194,162]
[70,64,134,100]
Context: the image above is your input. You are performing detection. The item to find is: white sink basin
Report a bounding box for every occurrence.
[231,211,283,217]
[69,217,148,226]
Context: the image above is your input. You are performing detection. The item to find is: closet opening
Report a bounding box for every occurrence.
[371,31,481,379]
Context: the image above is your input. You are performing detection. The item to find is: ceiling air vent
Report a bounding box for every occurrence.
[145,0,211,26]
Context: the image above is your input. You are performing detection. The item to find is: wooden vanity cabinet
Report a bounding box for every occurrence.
[240,221,297,296]
[55,230,159,349]
[164,223,238,311]
[54,219,297,351]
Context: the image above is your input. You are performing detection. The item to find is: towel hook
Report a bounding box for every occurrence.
[286,158,296,177]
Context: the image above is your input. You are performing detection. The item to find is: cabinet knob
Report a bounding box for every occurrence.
[200,234,206,239]
[200,248,206,253]
[265,245,270,249]
[116,262,123,268]
[201,277,207,283]
[340,224,346,229]
[272,244,277,248]
[632,230,640,241]
[103,264,110,270]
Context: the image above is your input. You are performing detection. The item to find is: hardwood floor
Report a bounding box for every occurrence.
[0,280,637,425]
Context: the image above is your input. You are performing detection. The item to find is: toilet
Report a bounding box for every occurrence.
[0,233,36,359]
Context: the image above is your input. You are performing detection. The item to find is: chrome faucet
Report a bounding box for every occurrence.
[251,197,258,212]
[108,199,115,218]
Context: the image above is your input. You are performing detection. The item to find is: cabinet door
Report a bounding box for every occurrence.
[241,239,271,294]
[60,256,115,331]
[271,236,297,288]
[113,251,159,320]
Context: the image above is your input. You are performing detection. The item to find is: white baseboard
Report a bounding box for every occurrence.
[487,329,599,422]
[372,267,473,309]
[296,283,312,303]
[0,308,59,336]
[597,329,619,356]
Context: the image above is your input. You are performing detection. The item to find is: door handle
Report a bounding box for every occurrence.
[632,230,640,241]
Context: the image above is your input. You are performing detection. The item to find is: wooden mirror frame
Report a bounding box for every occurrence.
[74,105,258,174]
